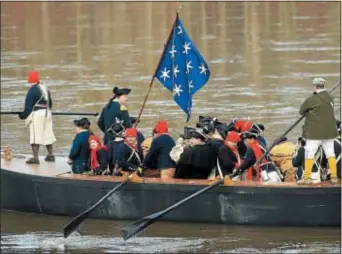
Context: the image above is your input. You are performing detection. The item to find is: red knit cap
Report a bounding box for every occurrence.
[226,131,241,143]
[88,135,102,145]
[155,120,168,134]
[28,71,40,84]
[125,128,137,137]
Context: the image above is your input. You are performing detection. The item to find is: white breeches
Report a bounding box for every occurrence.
[305,139,335,159]
[27,109,56,145]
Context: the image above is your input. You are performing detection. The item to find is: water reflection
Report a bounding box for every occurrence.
[1,2,340,154]
[1,211,341,253]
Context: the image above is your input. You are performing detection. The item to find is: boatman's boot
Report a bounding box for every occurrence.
[327,157,338,184]
[297,158,314,185]
[45,144,55,162]
[26,144,40,164]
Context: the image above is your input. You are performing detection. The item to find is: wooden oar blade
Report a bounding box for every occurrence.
[62,177,131,239]
[121,179,224,241]
[63,210,90,238]
[121,212,163,241]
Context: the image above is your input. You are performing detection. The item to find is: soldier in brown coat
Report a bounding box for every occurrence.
[297,78,338,184]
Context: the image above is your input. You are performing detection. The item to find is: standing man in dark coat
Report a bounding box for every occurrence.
[19,71,56,164]
[297,78,338,184]
[97,87,132,145]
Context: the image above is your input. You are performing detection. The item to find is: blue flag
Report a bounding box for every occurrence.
[156,14,210,121]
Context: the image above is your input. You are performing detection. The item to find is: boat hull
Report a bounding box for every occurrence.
[1,165,340,227]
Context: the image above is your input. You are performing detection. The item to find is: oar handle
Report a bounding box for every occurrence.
[0,111,99,116]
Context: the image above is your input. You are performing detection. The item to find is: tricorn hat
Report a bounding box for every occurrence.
[73,118,91,129]
[192,128,207,141]
[240,126,259,139]
[113,86,131,96]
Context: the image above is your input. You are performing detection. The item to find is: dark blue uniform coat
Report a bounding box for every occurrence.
[69,130,91,174]
[117,143,143,172]
[143,134,176,170]
[19,84,52,120]
[107,140,124,173]
[97,99,132,144]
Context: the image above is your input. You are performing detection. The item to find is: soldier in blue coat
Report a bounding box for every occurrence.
[97,87,132,145]
[117,128,143,177]
[143,121,176,179]
[67,118,92,174]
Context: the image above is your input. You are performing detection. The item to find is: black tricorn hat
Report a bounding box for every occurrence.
[130,117,139,124]
[192,128,207,141]
[73,118,91,129]
[113,86,131,96]
[255,124,265,131]
[240,127,259,139]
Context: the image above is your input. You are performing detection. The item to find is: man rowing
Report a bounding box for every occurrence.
[231,127,283,183]
[297,78,338,184]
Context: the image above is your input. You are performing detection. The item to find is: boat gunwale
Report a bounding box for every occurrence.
[1,166,340,192]
[1,153,340,189]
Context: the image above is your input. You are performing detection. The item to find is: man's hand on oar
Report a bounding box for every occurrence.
[121,178,225,241]
[63,174,134,238]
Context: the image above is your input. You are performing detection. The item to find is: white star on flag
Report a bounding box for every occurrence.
[198,63,208,75]
[188,80,194,90]
[186,61,193,74]
[177,25,183,35]
[173,84,183,96]
[182,42,191,55]
[173,65,180,78]
[169,45,177,58]
[160,67,170,81]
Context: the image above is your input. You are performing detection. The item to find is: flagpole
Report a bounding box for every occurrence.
[133,12,179,128]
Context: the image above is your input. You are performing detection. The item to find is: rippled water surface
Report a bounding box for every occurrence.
[1,211,341,253]
[1,2,341,253]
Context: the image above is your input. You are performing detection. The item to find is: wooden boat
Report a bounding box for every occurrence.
[1,154,341,227]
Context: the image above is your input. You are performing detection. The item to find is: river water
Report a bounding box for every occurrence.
[0,2,341,253]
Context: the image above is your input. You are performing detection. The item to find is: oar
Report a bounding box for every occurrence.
[63,175,133,238]
[0,111,99,116]
[252,80,341,169]
[121,178,224,241]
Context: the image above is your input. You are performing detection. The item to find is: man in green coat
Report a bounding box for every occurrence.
[298,78,338,184]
